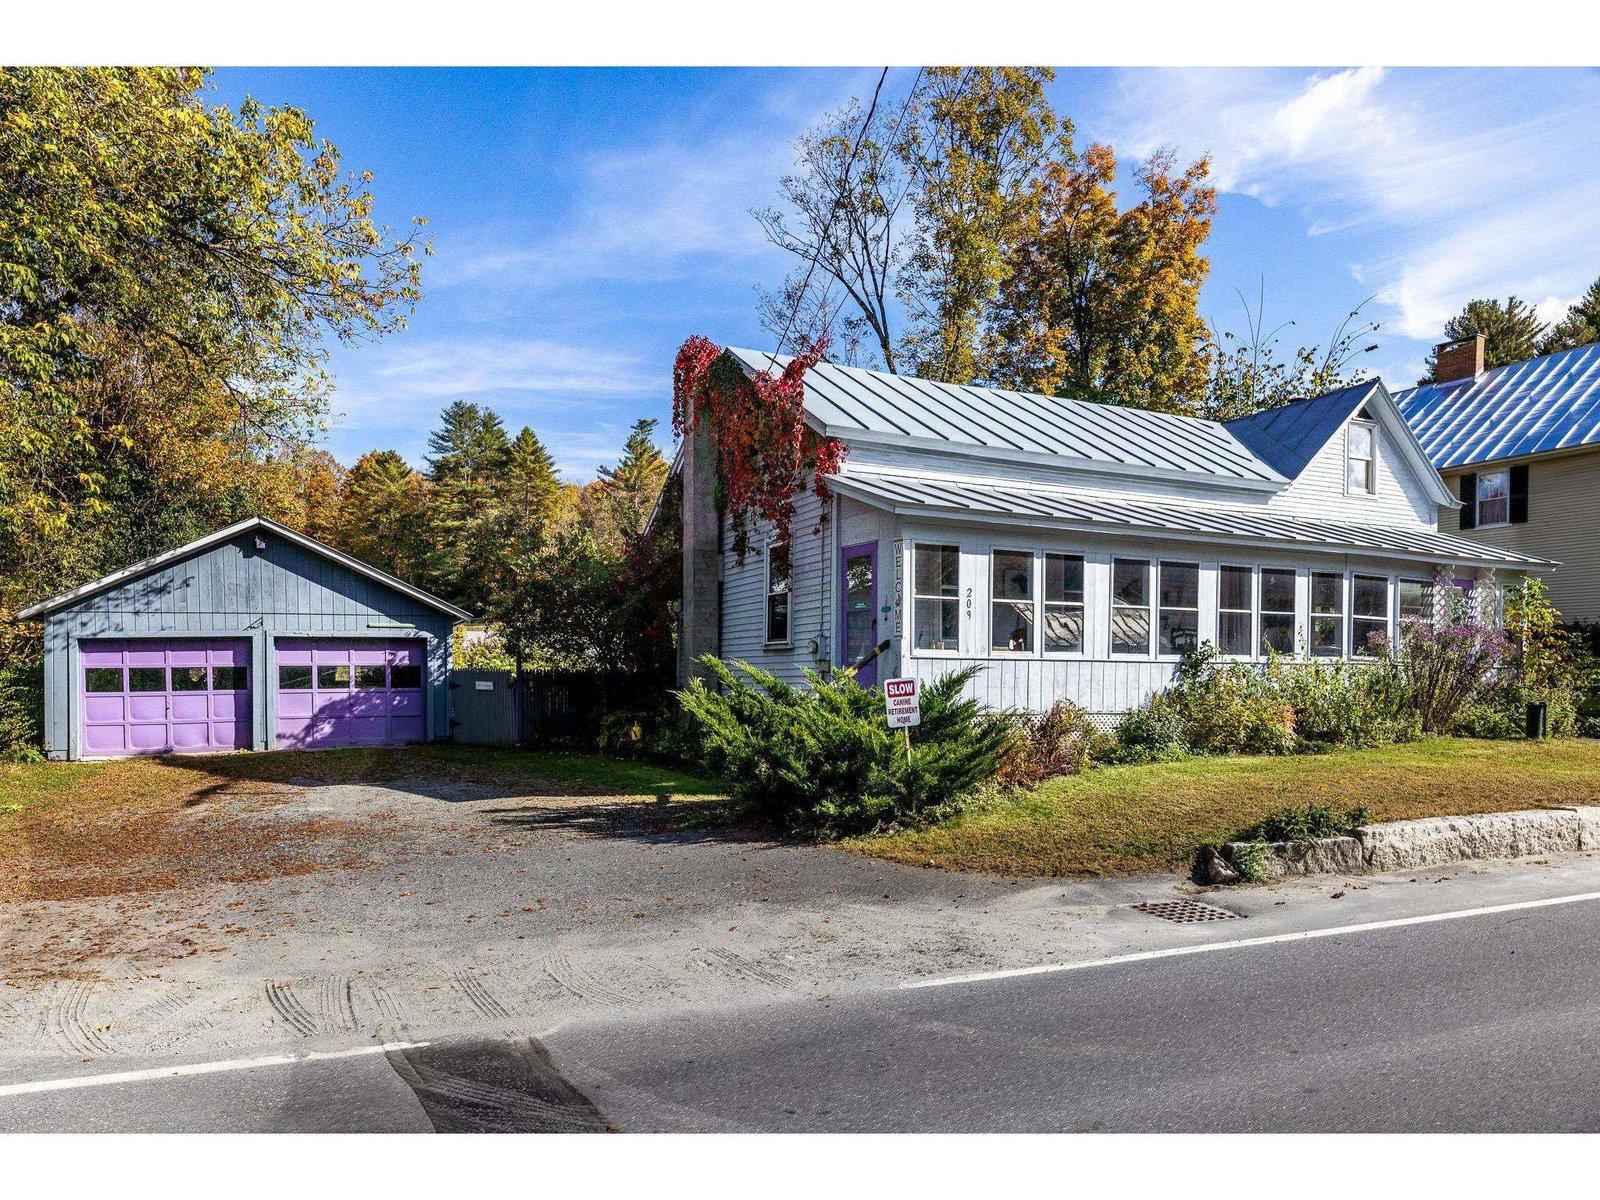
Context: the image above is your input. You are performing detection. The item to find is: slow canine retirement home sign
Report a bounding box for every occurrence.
[884,677,920,729]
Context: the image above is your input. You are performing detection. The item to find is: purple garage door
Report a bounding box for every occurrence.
[80,639,251,757]
[274,639,426,749]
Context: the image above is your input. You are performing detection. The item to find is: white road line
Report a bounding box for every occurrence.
[902,889,1600,990]
[0,1040,431,1099]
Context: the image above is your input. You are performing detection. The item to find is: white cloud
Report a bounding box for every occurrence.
[1105,67,1600,356]
[364,336,653,400]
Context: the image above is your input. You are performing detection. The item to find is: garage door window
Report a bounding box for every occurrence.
[129,667,167,692]
[86,667,124,692]
[391,664,422,689]
[355,665,387,688]
[317,664,351,689]
[279,665,312,690]
[172,666,209,691]
[212,665,247,690]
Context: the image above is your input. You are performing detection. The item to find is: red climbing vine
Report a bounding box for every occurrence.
[672,335,844,573]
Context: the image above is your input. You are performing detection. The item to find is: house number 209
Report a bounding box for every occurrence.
[965,587,974,619]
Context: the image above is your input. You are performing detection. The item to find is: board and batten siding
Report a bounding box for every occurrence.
[40,530,455,759]
[1266,418,1438,528]
[1439,449,1600,621]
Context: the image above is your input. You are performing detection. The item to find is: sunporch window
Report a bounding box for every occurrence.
[1157,561,1200,656]
[1399,578,1434,624]
[1310,571,1345,657]
[1260,568,1297,655]
[1352,575,1389,656]
[1111,558,1151,655]
[1042,553,1085,654]
[913,544,961,652]
[990,550,1035,653]
[1218,565,1254,656]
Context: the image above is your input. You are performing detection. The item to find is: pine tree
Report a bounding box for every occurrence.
[495,426,561,554]
[1424,296,1547,380]
[1541,276,1600,355]
[335,450,430,581]
[423,400,512,608]
[595,418,670,550]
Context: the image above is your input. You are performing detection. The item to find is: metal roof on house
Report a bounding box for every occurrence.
[16,516,473,621]
[1395,342,1600,470]
[1224,381,1378,480]
[829,470,1551,570]
[724,347,1286,488]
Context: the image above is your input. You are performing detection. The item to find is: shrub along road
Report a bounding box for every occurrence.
[857,737,1600,877]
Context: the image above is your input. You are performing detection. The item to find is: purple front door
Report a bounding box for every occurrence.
[274,638,426,749]
[839,541,880,687]
[80,639,251,757]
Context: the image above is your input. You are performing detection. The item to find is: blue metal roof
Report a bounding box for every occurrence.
[1395,342,1600,470]
[832,470,1551,570]
[1223,382,1378,480]
[724,347,1286,487]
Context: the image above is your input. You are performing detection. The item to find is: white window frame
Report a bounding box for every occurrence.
[1476,468,1511,528]
[1346,419,1379,497]
[1110,557,1154,659]
[989,548,1038,655]
[1309,570,1347,658]
[764,539,791,647]
[1398,577,1435,627]
[1216,564,1257,660]
[1350,573,1391,658]
[1258,566,1299,658]
[1041,551,1088,658]
[910,541,963,658]
[1156,560,1201,660]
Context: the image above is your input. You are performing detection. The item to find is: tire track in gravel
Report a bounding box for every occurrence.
[385,1037,610,1133]
[541,950,638,1009]
[361,979,412,1035]
[702,947,798,991]
[44,980,115,1057]
[451,969,515,1021]
[317,975,358,1033]
[263,980,318,1037]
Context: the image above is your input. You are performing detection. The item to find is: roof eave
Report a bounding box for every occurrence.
[15,516,472,623]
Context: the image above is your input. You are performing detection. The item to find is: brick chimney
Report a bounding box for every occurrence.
[1433,333,1485,384]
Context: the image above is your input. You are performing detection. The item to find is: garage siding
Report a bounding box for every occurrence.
[40,529,456,759]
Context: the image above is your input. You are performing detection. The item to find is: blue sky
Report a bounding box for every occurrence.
[210,66,1600,481]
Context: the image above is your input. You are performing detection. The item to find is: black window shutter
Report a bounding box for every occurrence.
[1509,464,1530,524]
[1458,472,1477,530]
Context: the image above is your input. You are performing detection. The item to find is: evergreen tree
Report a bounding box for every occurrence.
[595,418,670,550]
[423,400,511,608]
[494,426,561,554]
[1424,296,1547,381]
[335,451,430,581]
[1541,276,1600,355]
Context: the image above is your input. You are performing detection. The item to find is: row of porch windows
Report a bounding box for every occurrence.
[912,544,1439,659]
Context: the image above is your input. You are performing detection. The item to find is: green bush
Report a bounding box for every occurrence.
[677,657,1012,837]
[1242,802,1370,844]
[1110,701,1191,764]
[1230,840,1271,883]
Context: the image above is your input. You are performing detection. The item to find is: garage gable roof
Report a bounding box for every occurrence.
[15,516,472,622]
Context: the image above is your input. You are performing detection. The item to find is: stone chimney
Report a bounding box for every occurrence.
[1433,333,1485,384]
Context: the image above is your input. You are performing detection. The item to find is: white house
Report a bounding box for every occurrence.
[676,348,1550,716]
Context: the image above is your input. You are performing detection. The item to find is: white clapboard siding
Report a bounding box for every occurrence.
[1267,421,1437,528]
[905,656,1179,714]
[718,486,830,686]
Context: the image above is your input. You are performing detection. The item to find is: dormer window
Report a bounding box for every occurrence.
[1347,419,1377,495]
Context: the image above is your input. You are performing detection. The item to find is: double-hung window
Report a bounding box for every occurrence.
[1043,553,1085,654]
[1218,565,1254,657]
[1310,571,1345,657]
[1351,575,1390,656]
[913,544,961,652]
[991,550,1035,653]
[1157,561,1200,656]
[1111,558,1151,655]
[1260,568,1297,655]
[1476,469,1510,526]
[1347,421,1377,495]
[765,542,790,645]
[1398,578,1435,625]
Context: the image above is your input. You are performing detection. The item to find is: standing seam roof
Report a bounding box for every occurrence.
[723,347,1284,484]
[1395,342,1600,469]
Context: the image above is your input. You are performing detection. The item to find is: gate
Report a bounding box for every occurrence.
[450,669,519,746]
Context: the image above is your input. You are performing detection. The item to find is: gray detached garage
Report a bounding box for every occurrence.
[17,516,470,760]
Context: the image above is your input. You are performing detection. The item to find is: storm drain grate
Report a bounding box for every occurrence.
[1133,899,1242,924]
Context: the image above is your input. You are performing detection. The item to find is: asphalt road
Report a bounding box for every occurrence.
[6,882,1600,1132]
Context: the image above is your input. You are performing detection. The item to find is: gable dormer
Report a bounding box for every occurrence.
[1225,381,1455,529]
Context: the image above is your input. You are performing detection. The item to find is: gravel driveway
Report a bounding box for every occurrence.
[0,775,1181,1080]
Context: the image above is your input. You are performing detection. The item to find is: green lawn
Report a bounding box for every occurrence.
[855,738,1600,879]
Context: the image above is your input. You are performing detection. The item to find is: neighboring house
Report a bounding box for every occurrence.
[1397,335,1600,621]
[676,347,1548,717]
[17,516,469,760]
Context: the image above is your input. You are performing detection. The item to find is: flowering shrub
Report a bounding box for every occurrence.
[1387,616,1511,735]
[671,335,844,573]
